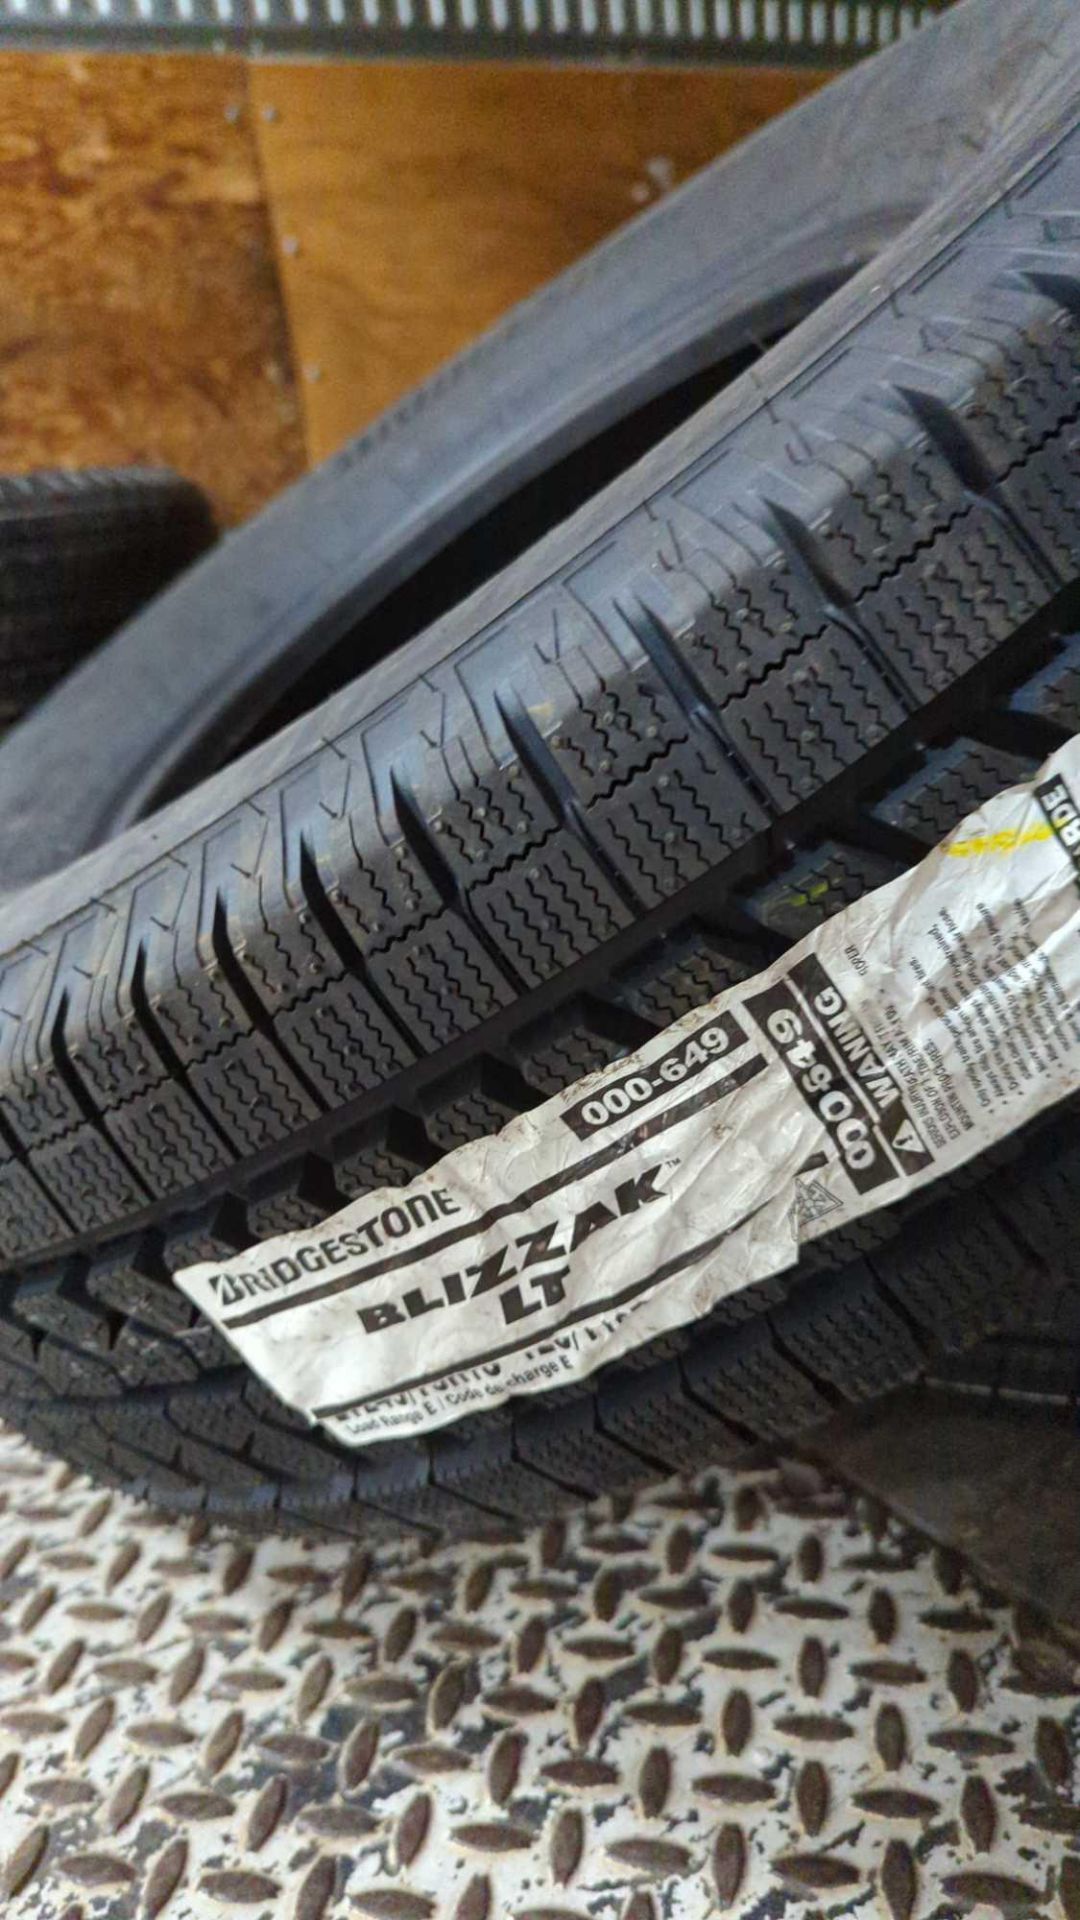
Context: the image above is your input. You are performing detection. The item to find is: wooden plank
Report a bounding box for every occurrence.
[250,61,828,464]
[0,52,304,524]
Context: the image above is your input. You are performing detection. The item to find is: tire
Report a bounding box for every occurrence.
[5,9,1080,1536]
[0,468,213,724]
[0,0,1067,888]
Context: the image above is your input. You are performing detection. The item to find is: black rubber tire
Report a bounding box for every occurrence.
[0,468,214,724]
[4,3,1080,1537]
[0,0,1067,887]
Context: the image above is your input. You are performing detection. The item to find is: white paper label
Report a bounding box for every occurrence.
[177,737,1080,1447]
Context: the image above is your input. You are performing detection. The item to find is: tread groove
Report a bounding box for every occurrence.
[129,944,240,1162]
[764,1321,846,1412]
[49,991,155,1203]
[618,595,773,813]
[297,837,419,1060]
[388,772,529,996]
[493,688,647,916]
[756,497,915,708]
[208,896,328,1116]
[892,383,1063,587]
[1017,264,1080,319]
[0,1109,77,1237]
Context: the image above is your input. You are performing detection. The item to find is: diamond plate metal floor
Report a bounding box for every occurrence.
[0,1427,1077,1920]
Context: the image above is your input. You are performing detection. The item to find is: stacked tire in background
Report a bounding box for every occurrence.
[0,468,213,727]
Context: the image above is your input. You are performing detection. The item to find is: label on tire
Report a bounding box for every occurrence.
[176,738,1080,1447]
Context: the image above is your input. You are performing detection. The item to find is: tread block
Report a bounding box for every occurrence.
[1011,633,1080,734]
[589,739,762,908]
[14,1269,113,1350]
[162,1207,246,1272]
[1001,428,1080,581]
[212,827,418,1110]
[274,977,413,1109]
[103,1081,231,1195]
[515,1398,653,1497]
[422,1074,525,1153]
[511,1009,626,1099]
[166,1371,338,1479]
[0,1155,71,1263]
[246,1159,337,1237]
[176,1430,269,1495]
[22,1408,132,1487]
[0,948,90,1153]
[873,738,1036,845]
[857,508,1046,703]
[378,909,518,1051]
[52,911,233,1198]
[352,1443,506,1537]
[869,1201,1031,1351]
[795,1210,900,1275]
[133,876,322,1160]
[243,1376,309,1432]
[93,1396,187,1465]
[30,1127,147,1234]
[88,1235,203,1335]
[476,840,632,987]
[417,734,636,981]
[186,1031,320,1158]
[247,1417,350,1481]
[683,1320,834,1439]
[792,409,959,600]
[725,630,905,813]
[167,1387,254,1451]
[615,934,756,1029]
[36,1333,123,1399]
[177,1321,237,1370]
[924,290,1080,484]
[600,1362,745,1472]
[582,522,905,814]
[432,1425,570,1524]
[776,1265,923,1402]
[0,1310,36,1370]
[745,840,901,942]
[89,1431,194,1495]
[0,1352,39,1396]
[330,1122,430,1201]
[110,1321,201,1389]
[311,790,520,1049]
[991,1112,1080,1292]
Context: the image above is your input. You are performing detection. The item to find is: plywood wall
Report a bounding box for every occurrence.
[0,54,828,509]
[0,53,304,524]
[250,61,828,465]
